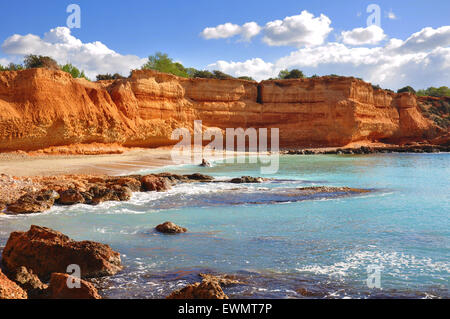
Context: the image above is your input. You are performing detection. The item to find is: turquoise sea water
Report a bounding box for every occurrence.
[0,154,449,298]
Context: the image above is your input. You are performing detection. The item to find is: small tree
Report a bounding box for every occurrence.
[0,63,24,71]
[397,86,416,94]
[24,55,59,70]
[191,70,215,79]
[372,84,382,91]
[96,73,125,81]
[237,76,255,81]
[212,70,234,80]
[141,52,189,78]
[61,63,89,80]
[278,69,305,79]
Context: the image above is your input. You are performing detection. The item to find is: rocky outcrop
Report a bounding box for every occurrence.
[167,273,243,299]
[141,175,171,192]
[1,225,122,280]
[47,273,101,299]
[0,268,28,299]
[199,273,243,286]
[229,176,265,183]
[417,96,450,130]
[6,189,59,214]
[9,266,48,299]
[0,69,444,152]
[155,222,187,234]
[166,280,228,299]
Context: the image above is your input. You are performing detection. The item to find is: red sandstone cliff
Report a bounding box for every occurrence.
[0,68,444,151]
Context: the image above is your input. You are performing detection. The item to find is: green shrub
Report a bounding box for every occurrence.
[61,63,89,80]
[96,73,125,81]
[237,76,255,81]
[24,55,59,70]
[372,84,382,91]
[397,86,416,94]
[0,63,24,71]
[417,86,450,97]
[191,70,214,79]
[278,69,305,79]
[142,52,189,78]
[212,70,234,80]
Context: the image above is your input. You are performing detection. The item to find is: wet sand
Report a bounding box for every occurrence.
[0,147,257,176]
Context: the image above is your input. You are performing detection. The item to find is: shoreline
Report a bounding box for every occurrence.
[1,142,449,177]
[0,147,260,177]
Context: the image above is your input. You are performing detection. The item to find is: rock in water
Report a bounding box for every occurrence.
[200,159,212,167]
[199,273,243,286]
[48,273,101,299]
[184,173,214,181]
[1,225,122,280]
[166,280,228,299]
[57,188,85,205]
[0,268,27,299]
[6,189,59,214]
[141,175,171,192]
[10,266,48,299]
[155,222,187,234]
[229,176,265,184]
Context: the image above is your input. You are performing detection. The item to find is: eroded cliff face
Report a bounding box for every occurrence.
[0,68,443,151]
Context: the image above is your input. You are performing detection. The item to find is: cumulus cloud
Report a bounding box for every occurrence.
[240,22,262,41]
[394,26,450,53]
[201,22,261,41]
[341,25,387,45]
[263,10,333,47]
[1,27,146,79]
[201,10,332,47]
[208,58,276,80]
[201,23,242,40]
[208,26,450,89]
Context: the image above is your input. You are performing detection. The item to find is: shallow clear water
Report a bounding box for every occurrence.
[1,154,449,299]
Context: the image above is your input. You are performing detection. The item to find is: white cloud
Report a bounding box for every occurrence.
[208,26,450,89]
[201,10,332,47]
[341,25,387,45]
[0,57,10,66]
[262,10,333,47]
[1,27,146,79]
[201,23,243,40]
[240,22,262,41]
[208,58,276,80]
[394,26,450,53]
[201,22,261,41]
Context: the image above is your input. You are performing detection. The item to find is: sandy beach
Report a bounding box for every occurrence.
[0,147,260,176]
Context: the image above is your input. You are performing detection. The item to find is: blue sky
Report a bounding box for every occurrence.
[1,0,449,89]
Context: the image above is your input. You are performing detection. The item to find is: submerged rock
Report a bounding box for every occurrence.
[295,186,371,195]
[2,225,123,280]
[155,222,187,234]
[48,273,101,299]
[166,280,228,299]
[184,173,214,182]
[0,268,27,299]
[199,273,243,286]
[296,287,322,297]
[229,176,265,184]
[6,189,59,214]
